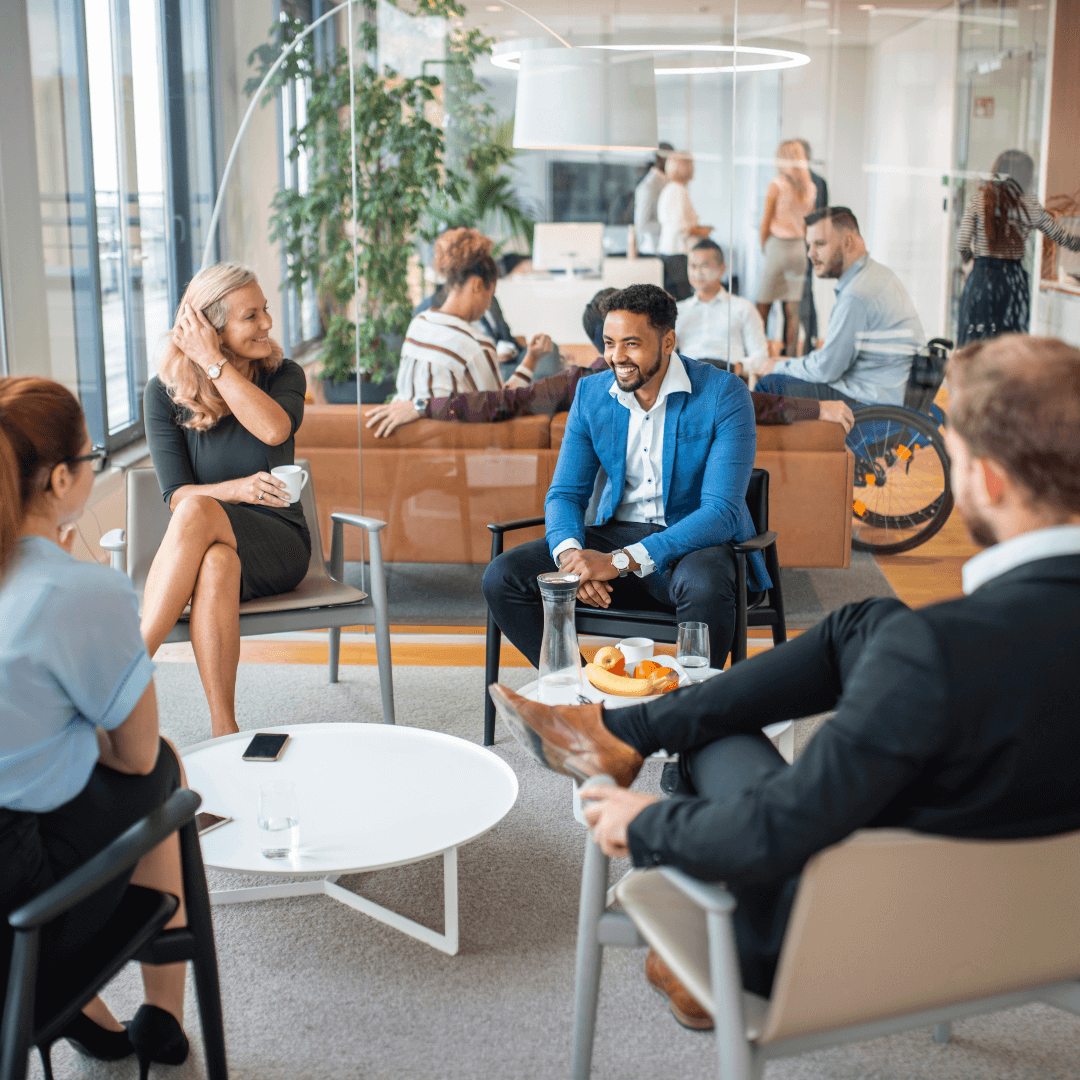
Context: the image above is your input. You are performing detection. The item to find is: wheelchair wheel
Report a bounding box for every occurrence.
[847,405,954,555]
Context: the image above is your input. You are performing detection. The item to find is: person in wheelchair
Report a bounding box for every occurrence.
[755,207,925,408]
[482,284,769,672]
[489,333,1080,1029]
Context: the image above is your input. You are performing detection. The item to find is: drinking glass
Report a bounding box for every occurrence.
[675,622,711,679]
[258,780,299,858]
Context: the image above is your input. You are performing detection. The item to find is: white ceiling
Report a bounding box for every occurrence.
[456,0,1034,51]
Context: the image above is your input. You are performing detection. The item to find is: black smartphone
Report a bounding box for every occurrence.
[196,812,233,836]
[242,733,291,762]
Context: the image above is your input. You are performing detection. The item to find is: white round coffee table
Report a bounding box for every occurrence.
[181,723,518,955]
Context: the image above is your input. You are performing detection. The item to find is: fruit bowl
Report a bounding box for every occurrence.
[579,656,693,707]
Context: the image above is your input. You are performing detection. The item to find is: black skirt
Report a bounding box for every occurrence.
[217,503,312,602]
[957,257,1029,345]
[0,741,181,991]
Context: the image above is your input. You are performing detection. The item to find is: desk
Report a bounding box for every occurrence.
[496,257,665,344]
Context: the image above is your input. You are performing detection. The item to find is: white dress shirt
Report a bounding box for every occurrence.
[633,167,667,254]
[676,289,769,370]
[961,525,1080,595]
[656,182,698,256]
[553,353,693,578]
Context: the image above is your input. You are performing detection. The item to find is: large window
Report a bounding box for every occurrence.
[27,0,215,451]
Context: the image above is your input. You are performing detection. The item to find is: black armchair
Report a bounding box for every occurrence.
[1,788,228,1080]
[482,468,787,745]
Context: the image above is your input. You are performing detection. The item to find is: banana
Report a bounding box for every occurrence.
[585,663,679,697]
[594,646,626,676]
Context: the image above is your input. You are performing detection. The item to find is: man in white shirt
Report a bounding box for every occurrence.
[483,284,767,671]
[633,143,673,255]
[676,240,769,374]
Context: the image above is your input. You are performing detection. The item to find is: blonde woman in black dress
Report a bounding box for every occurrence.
[143,263,310,737]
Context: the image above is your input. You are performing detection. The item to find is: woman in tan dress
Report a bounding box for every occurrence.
[757,140,817,358]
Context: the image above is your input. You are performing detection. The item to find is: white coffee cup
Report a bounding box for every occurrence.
[270,465,309,504]
[616,637,655,665]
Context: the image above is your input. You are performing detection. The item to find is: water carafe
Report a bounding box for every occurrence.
[537,572,582,705]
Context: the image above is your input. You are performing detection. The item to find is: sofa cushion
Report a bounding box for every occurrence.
[549,411,846,451]
[296,405,551,450]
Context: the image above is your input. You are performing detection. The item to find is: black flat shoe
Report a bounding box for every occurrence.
[62,1011,134,1061]
[127,1004,189,1080]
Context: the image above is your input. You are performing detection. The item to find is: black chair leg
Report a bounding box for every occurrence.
[766,541,787,646]
[37,1043,54,1080]
[483,610,501,747]
[178,822,228,1080]
[731,553,748,665]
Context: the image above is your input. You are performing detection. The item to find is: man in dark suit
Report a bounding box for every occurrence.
[489,333,1080,1027]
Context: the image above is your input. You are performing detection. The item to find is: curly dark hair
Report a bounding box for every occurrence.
[598,284,678,336]
[433,227,499,289]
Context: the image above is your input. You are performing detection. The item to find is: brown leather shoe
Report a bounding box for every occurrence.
[645,949,714,1031]
[487,683,644,788]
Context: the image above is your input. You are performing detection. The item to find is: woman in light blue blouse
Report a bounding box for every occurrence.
[0,377,191,1076]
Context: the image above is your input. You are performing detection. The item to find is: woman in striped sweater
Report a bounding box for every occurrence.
[957,149,1080,344]
[394,228,552,403]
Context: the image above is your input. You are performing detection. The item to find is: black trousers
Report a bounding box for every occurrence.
[604,597,907,995]
[0,739,182,991]
[481,522,739,670]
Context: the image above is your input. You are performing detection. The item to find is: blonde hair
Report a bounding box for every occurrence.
[158,262,283,431]
[665,153,694,185]
[776,140,812,203]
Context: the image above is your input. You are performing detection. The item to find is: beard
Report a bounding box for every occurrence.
[961,506,998,548]
[813,250,845,279]
[612,346,664,393]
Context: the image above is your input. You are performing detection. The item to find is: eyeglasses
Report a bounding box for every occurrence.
[66,446,108,474]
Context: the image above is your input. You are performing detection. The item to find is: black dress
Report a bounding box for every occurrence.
[144,359,312,602]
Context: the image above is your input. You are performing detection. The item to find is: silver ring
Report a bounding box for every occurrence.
[258,493,263,500]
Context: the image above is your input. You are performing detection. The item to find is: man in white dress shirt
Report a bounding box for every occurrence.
[633,143,674,255]
[676,241,769,375]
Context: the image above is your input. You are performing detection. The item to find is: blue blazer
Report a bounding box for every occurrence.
[545,356,770,592]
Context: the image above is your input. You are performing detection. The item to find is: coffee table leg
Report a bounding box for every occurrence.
[208,852,461,954]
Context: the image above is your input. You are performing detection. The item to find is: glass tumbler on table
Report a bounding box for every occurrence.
[537,572,583,705]
[676,621,711,679]
[258,780,299,858]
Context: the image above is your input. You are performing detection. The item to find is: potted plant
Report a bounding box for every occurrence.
[249,1,496,402]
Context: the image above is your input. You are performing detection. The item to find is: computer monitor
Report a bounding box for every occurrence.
[532,222,605,273]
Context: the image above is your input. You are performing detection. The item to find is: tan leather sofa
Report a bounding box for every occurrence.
[294,406,854,567]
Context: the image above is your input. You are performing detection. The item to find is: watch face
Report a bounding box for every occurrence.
[208,364,221,379]
[612,550,630,569]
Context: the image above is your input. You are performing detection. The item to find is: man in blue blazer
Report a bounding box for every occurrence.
[482,284,770,670]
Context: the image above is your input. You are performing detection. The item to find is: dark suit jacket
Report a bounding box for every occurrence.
[629,554,1080,885]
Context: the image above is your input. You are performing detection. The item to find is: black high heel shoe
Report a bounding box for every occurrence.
[62,1011,135,1060]
[127,1004,189,1080]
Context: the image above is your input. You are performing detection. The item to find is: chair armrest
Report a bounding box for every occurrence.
[8,789,200,931]
[659,867,738,915]
[100,528,127,552]
[330,512,387,534]
[487,515,546,536]
[731,530,777,555]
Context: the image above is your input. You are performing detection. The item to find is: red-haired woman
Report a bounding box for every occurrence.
[143,262,309,737]
[957,149,1080,343]
[0,377,191,1075]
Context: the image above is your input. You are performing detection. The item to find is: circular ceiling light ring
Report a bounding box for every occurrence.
[490,43,811,74]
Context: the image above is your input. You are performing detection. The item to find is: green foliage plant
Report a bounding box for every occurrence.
[248,1,494,384]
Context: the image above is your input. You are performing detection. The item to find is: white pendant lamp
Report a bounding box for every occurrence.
[512,47,658,153]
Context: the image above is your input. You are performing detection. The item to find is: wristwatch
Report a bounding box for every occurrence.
[611,549,631,577]
[413,398,429,416]
[206,358,228,380]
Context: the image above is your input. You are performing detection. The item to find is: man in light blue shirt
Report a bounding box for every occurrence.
[756,206,925,406]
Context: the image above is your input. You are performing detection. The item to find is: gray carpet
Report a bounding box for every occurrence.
[343,552,896,629]
[33,664,1080,1080]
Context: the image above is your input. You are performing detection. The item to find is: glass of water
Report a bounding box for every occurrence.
[258,780,299,859]
[676,622,711,679]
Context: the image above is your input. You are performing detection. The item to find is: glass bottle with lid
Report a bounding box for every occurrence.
[536,572,583,705]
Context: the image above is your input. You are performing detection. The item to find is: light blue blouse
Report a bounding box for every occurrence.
[0,536,155,812]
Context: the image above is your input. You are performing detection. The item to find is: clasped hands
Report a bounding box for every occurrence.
[557,547,638,608]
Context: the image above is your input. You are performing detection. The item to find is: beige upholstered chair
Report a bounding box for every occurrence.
[100,460,394,723]
[571,776,1080,1080]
